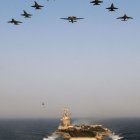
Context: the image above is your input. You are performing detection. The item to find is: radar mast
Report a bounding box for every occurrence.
[59,107,72,129]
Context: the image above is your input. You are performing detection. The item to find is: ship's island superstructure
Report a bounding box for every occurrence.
[44,108,115,140]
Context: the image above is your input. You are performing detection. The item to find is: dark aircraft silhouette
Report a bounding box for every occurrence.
[90,0,103,5]
[60,16,84,23]
[42,102,45,106]
[117,14,133,21]
[106,3,118,11]
[8,18,22,25]
[31,1,44,9]
[21,10,32,18]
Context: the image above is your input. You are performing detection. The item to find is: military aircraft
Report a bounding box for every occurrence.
[90,0,103,5]
[117,14,133,21]
[42,102,45,106]
[60,16,84,23]
[21,10,32,18]
[8,18,22,25]
[106,3,118,11]
[31,1,44,9]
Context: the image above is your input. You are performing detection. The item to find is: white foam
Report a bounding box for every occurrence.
[43,133,59,140]
[109,133,123,140]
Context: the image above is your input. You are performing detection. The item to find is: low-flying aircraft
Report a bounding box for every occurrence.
[60,16,84,23]
[42,102,45,106]
[90,0,103,5]
[31,1,44,9]
[117,14,133,21]
[8,18,22,25]
[21,10,32,18]
[106,3,118,11]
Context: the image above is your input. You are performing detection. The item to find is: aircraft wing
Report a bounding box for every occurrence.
[8,21,12,23]
[106,7,118,10]
[127,16,133,19]
[117,17,123,19]
[14,21,22,24]
[90,1,95,3]
[76,18,84,20]
[39,5,44,7]
[60,18,68,20]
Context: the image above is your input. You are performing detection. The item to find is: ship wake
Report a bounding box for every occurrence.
[43,134,61,140]
[109,133,123,140]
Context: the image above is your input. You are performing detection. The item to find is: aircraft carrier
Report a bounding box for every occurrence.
[43,108,123,140]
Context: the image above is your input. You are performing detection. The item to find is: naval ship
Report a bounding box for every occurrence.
[43,108,123,140]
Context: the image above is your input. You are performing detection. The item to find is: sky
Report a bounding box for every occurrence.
[0,0,140,119]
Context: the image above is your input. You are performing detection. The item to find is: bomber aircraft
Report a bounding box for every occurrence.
[90,0,103,5]
[106,3,118,11]
[60,16,84,23]
[31,1,44,10]
[8,18,22,25]
[21,10,32,18]
[117,14,133,21]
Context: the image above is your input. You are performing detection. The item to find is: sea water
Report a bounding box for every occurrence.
[0,118,140,140]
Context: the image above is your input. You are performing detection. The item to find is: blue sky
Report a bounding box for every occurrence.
[0,0,140,118]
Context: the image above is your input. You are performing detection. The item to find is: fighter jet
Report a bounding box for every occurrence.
[106,3,118,11]
[90,0,103,5]
[60,16,84,23]
[117,14,133,21]
[31,1,44,10]
[21,10,32,18]
[8,18,22,25]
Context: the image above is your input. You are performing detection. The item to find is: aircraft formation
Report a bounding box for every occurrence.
[8,0,133,25]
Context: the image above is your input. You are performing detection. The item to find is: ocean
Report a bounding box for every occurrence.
[0,118,140,140]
